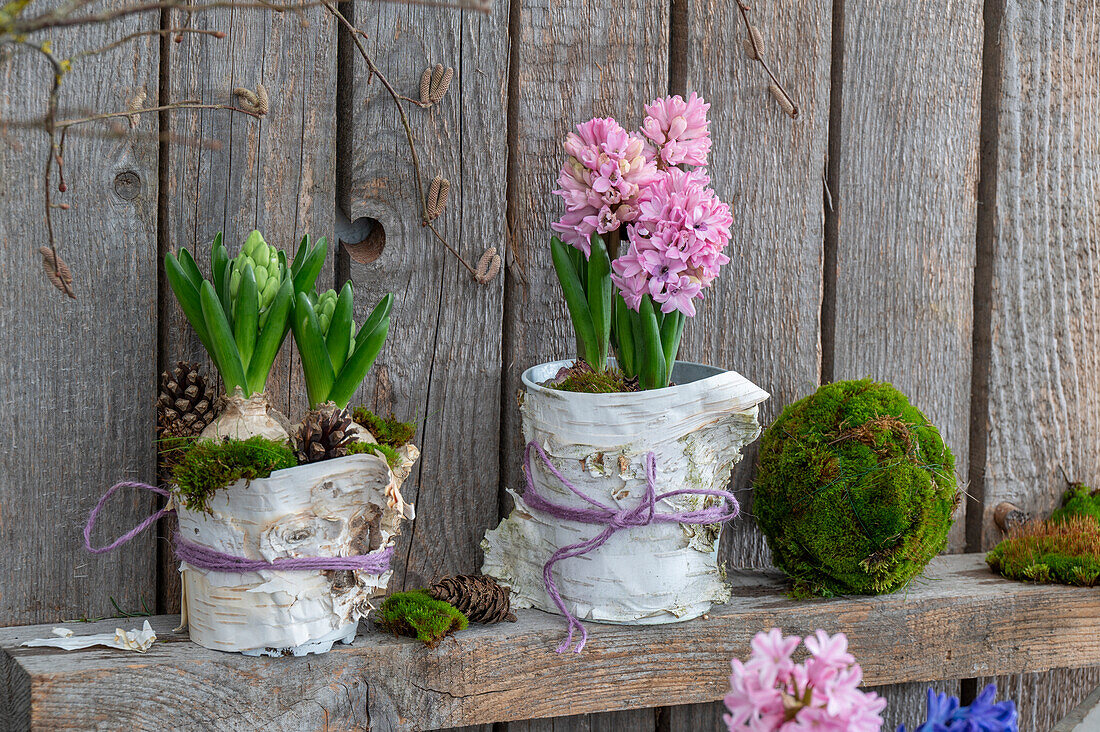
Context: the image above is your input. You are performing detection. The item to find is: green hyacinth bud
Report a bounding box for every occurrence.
[230,230,284,317]
[260,276,279,305]
[229,267,242,299]
[243,230,265,257]
[254,264,268,291]
[315,290,338,336]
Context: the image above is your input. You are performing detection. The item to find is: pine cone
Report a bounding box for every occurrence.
[295,404,357,464]
[428,574,517,623]
[157,362,217,479]
[157,361,218,438]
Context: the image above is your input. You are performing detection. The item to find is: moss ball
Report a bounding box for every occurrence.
[753,379,959,597]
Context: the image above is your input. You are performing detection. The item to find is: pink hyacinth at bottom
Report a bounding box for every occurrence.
[610,167,732,317]
[640,92,712,169]
[724,629,886,732]
[550,117,658,256]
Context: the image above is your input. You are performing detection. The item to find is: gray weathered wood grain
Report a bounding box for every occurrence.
[3,555,1098,730]
[159,3,337,611]
[830,0,982,552]
[1053,681,1100,732]
[339,0,507,590]
[980,0,1100,546]
[976,0,1100,721]
[507,710,655,732]
[666,0,832,722]
[0,0,159,627]
[678,0,831,572]
[984,668,1100,732]
[828,0,983,715]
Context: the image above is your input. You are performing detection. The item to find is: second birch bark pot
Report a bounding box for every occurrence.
[176,451,416,656]
[483,360,769,625]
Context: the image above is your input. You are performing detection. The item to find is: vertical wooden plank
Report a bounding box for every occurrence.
[340,0,507,590]
[0,2,160,625]
[160,3,337,610]
[819,0,982,717]
[831,0,982,550]
[978,0,1100,720]
[678,0,831,569]
[500,1,667,729]
[980,0,1100,547]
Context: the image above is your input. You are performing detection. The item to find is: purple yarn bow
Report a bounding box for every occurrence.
[522,440,740,653]
[85,480,394,575]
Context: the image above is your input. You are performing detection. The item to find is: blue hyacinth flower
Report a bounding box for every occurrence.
[898,683,1017,732]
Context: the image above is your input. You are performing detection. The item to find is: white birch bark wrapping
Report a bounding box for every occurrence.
[483,360,768,625]
[176,453,413,655]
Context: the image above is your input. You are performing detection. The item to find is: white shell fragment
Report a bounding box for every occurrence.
[22,620,157,653]
[176,452,415,655]
[483,360,768,626]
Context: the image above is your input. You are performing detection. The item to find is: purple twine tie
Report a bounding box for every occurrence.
[85,480,394,575]
[522,440,740,653]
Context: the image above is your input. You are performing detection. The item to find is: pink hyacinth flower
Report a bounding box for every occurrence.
[640,92,712,168]
[551,117,658,256]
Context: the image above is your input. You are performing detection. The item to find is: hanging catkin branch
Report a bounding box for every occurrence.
[426,175,450,221]
[39,245,75,298]
[737,1,799,119]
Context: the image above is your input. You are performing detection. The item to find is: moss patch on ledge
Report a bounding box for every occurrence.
[172,436,297,512]
[987,516,1100,587]
[375,590,468,647]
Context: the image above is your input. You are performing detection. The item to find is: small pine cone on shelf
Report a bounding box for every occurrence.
[295,404,358,464]
[428,574,517,623]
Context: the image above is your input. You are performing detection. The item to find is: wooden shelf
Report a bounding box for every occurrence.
[3,554,1098,730]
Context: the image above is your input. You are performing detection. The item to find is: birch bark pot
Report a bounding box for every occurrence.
[176,452,415,656]
[483,359,769,625]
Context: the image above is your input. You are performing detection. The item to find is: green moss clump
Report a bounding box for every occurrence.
[753,379,959,598]
[987,516,1100,586]
[375,590,468,647]
[351,407,416,448]
[172,436,298,512]
[347,440,401,468]
[1051,483,1100,525]
[544,361,637,393]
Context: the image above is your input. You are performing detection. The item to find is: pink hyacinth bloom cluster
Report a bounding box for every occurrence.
[610,167,732,316]
[550,117,658,255]
[640,92,712,168]
[724,629,886,732]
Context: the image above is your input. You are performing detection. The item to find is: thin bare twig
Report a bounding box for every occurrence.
[736,0,799,119]
[55,101,260,129]
[70,27,225,60]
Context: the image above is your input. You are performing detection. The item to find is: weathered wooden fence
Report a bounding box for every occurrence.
[0,0,1097,728]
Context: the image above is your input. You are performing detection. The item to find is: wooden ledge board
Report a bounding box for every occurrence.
[2,554,1098,731]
